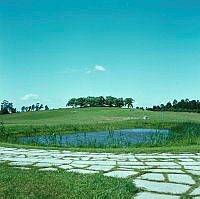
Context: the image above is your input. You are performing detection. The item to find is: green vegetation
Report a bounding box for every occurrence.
[2,107,200,137]
[0,107,200,150]
[67,96,134,108]
[147,98,200,113]
[0,164,137,199]
[0,100,16,114]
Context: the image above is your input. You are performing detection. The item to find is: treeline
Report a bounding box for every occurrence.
[0,100,16,114]
[21,103,49,112]
[66,96,135,108]
[0,100,49,115]
[147,99,200,113]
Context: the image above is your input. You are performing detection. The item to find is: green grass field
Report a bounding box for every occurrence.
[1,107,200,199]
[0,164,137,199]
[1,107,200,137]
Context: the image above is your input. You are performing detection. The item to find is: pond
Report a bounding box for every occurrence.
[17,128,173,147]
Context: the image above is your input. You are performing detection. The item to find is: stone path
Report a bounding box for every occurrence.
[0,147,200,198]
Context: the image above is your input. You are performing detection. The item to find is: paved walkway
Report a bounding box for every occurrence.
[0,147,200,198]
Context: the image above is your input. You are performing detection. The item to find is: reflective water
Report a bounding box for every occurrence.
[18,128,171,147]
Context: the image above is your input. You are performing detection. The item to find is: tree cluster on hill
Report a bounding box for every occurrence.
[0,100,16,114]
[146,99,200,113]
[66,96,135,108]
[21,103,49,112]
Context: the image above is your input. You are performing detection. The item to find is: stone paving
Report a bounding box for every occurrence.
[0,147,200,198]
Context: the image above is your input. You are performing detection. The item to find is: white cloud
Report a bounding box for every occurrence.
[95,65,106,72]
[21,94,39,101]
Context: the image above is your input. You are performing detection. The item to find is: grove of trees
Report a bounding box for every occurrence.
[21,103,49,112]
[147,99,200,113]
[0,100,49,115]
[0,100,16,114]
[66,96,135,108]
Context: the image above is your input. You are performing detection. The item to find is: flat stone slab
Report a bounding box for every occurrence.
[87,165,114,171]
[134,179,190,194]
[66,169,99,174]
[187,170,200,176]
[117,161,144,166]
[8,161,33,166]
[149,169,184,173]
[168,174,195,185]
[104,170,138,178]
[72,160,116,165]
[39,168,58,171]
[58,165,73,169]
[145,162,178,166]
[190,187,200,195]
[140,173,165,181]
[135,192,180,199]
[184,166,200,170]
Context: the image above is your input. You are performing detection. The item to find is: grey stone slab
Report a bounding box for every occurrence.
[117,161,144,166]
[13,167,31,170]
[145,162,178,166]
[190,187,200,195]
[8,162,33,166]
[179,162,200,166]
[87,165,114,171]
[39,168,58,171]
[104,170,137,178]
[179,159,195,162]
[58,165,73,169]
[158,165,182,169]
[2,157,42,162]
[168,174,195,185]
[70,164,89,168]
[72,160,116,166]
[187,170,200,176]
[135,192,180,199]
[140,173,165,181]
[66,169,99,174]
[119,166,152,170]
[134,179,190,194]
[34,163,55,167]
[149,169,184,173]
[184,166,200,170]
[37,159,72,164]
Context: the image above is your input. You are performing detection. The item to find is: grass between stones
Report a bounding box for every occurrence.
[1,142,200,154]
[0,164,138,199]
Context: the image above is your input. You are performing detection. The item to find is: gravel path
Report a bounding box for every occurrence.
[1,147,200,198]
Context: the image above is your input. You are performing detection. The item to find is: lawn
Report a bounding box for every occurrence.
[1,107,200,137]
[0,164,138,199]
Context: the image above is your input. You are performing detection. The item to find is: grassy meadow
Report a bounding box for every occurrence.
[0,164,137,199]
[0,107,200,151]
[1,107,200,137]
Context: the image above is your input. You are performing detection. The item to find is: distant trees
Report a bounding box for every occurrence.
[66,96,135,108]
[146,99,200,113]
[21,103,49,112]
[0,100,16,114]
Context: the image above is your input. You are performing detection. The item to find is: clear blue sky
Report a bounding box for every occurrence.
[1,0,200,109]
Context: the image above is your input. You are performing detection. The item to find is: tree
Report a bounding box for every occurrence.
[39,104,44,110]
[124,98,135,108]
[105,96,115,107]
[1,100,16,114]
[31,104,35,111]
[45,105,49,110]
[67,98,77,108]
[35,103,40,111]
[114,98,124,108]
[21,106,26,112]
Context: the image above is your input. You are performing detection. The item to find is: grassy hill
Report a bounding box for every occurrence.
[1,107,200,137]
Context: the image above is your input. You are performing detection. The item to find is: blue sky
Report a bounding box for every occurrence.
[1,0,200,110]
